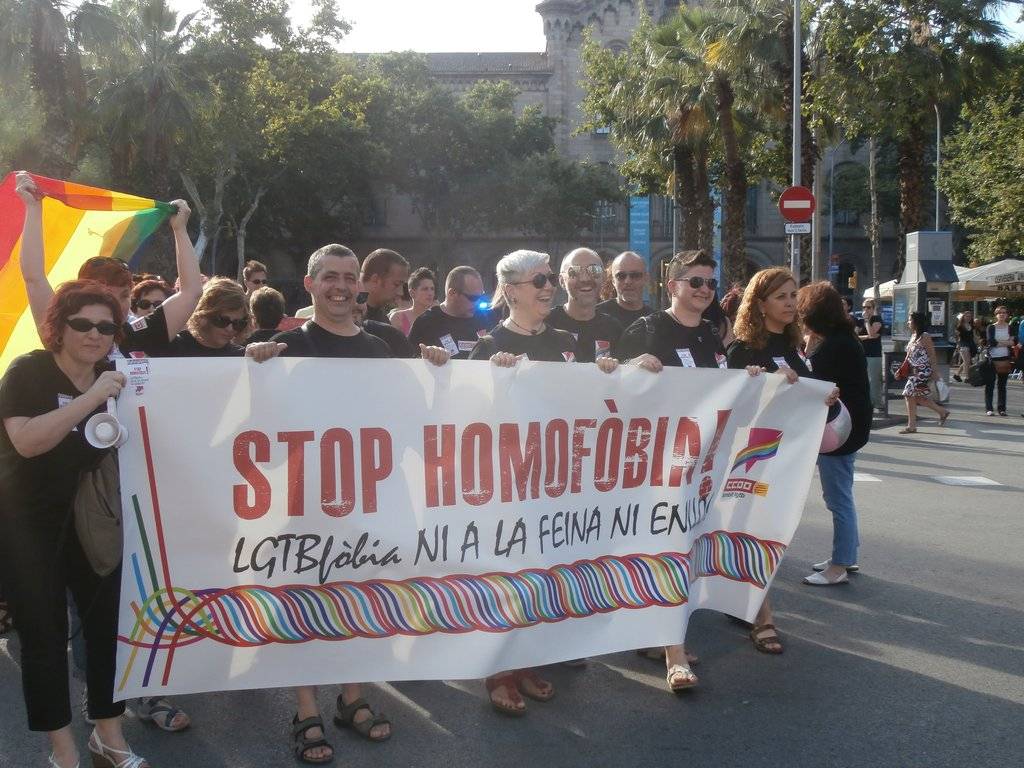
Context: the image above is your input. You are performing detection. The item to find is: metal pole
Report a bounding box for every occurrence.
[934,103,941,231]
[828,145,835,262]
[790,0,801,277]
[672,196,677,255]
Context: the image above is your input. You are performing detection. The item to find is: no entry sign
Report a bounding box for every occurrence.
[778,186,815,223]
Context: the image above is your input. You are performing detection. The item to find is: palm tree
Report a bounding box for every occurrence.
[0,0,120,173]
[88,0,197,192]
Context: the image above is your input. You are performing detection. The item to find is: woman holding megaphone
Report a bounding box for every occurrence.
[0,280,149,768]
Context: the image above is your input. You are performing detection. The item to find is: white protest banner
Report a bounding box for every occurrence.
[113,357,829,699]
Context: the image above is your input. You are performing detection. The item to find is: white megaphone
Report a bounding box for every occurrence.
[85,397,128,449]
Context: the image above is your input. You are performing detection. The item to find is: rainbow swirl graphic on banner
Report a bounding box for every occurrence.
[731,427,784,473]
[118,406,788,691]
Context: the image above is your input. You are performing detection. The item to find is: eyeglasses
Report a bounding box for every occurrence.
[564,264,604,281]
[680,276,718,291]
[460,291,486,303]
[66,317,119,335]
[135,298,163,310]
[209,315,250,332]
[249,278,267,286]
[614,270,645,281]
[511,273,558,290]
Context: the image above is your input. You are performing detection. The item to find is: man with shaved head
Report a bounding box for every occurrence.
[598,250,652,328]
[547,247,623,362]
[409,265,494,359]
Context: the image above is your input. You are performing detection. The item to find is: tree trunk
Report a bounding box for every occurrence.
[181,168,231,267]
[896,121,927,277]
[692,144,714,254]
[674,144,700,249]
[715,74,747,286]
[235,187,268,281]
[868,136,881,301]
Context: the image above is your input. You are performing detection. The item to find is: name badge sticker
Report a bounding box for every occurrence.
[457,340,477,353]
[439,334,460,356]
[772,356,789,370]
[57,393,73,409]
[595,340,611,358]
[676,348,697,368]
[715,353,728,369]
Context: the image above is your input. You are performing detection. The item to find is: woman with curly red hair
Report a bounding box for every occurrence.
[0,281,152,768]
[728,269,842,646]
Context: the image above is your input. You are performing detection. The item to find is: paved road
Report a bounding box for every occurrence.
[2,380,1022,768]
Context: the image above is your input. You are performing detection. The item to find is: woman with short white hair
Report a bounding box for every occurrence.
[470,250,619,715]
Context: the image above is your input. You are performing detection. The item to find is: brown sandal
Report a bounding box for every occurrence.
[750,623,784,655]
[517,669,555,702]
[486,673,526,717]
[334,696,391,742]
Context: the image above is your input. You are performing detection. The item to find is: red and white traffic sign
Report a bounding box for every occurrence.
[778,186,816,223]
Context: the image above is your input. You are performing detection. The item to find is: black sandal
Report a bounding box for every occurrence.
[292,714,334,764]
[334,696,392,742]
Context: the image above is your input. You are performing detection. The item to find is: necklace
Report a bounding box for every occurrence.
[509,317,544,335]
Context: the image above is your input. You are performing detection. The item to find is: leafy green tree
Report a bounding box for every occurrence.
[941,45,1024,264]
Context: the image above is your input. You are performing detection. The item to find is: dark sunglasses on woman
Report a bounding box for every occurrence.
[135,298,163,311]
[209,315,249,332]
[66,318,119,335]
[512,273,558,289]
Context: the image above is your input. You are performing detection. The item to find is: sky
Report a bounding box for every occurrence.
[169,0,1022,51]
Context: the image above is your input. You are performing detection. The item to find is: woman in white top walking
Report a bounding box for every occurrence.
[985,306,1017,416]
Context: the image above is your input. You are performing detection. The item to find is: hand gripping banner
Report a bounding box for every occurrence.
[113,357,829,698]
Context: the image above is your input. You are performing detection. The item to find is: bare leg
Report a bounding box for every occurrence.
[341,683,390,740]
[904,396,917,430]
[295,686,331,763]
[47,726,78,768]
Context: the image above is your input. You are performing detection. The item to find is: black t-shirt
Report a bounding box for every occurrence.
[364,304,389,324]
[598,299,653,329]
[363,320,417,358]
[614,312,726,369]
[248,328,279,343]
[546,305,623,363]
[0,351,107,516]
[408,305,494,360]
[119,306,171,357]
[808,332,872,456]
[469,324,578,362]
[163,330,244,357]
[727,333,811,376]
[859,315,883,358]
[272,321,392,359]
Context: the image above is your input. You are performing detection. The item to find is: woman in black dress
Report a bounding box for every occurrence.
[471,249,618,716]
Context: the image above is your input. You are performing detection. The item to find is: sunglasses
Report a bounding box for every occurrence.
[614,270,645,281]
[135,298,163,310]
[209,315,250,332]
[679,276,718,291]
[249,278,268,286]
[460,291,486,303]
[66,317,119,335]
[564,264,604,281]
[511,273,558,289]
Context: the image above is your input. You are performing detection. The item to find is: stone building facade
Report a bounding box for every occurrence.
[348,0,890,293]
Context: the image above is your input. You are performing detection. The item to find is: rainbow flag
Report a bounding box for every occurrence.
[731,427,784,473]
[0,172,174,371]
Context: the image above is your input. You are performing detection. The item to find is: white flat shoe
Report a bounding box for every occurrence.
[803,570,849,586]
[812,559,860,573]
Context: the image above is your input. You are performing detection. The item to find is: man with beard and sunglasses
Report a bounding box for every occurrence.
[547,248,623,362]
[409,266,495,359]
[597,251,652,328]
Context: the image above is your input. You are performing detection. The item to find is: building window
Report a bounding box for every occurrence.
[365,196,388,227]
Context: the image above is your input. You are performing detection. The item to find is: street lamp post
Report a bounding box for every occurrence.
[790,0,801,277]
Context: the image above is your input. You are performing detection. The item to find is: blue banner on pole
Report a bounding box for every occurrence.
[628,196,651,263]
